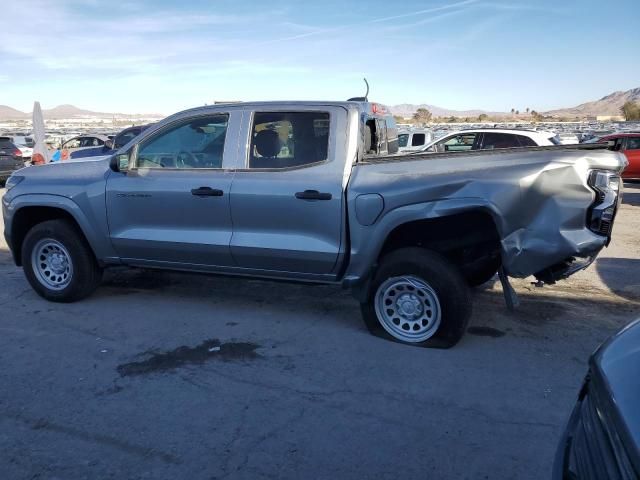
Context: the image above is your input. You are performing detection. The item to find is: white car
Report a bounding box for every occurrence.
[419,128,559,153]
[398,128,433,152]
[9,135,34,160]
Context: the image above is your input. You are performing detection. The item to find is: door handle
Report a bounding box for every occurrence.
[295,190,332,201]
[191,187,224,197]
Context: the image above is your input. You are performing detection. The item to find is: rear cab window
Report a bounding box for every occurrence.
[249,111,330,169]
[362,104,398,157]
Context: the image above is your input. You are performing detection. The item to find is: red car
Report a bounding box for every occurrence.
[599,133,640,179]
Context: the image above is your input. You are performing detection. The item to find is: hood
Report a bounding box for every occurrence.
[15,155,112,180]
[5,156,113,203]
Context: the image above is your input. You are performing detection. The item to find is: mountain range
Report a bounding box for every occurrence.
[0,104,162,120]
[1,87,638,121]
[389,87,640,118]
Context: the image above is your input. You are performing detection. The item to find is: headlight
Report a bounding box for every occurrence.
[4,175,25,192]
[590,170,620,193]
[587,170,621,239]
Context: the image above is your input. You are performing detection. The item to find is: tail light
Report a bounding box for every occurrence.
[13,148,22,157]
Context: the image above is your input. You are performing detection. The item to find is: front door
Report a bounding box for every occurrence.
[106,111,238,268]
[229,108,346,275]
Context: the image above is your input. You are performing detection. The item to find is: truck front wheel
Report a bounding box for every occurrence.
[361,248,472,348]
[21,220,103,302]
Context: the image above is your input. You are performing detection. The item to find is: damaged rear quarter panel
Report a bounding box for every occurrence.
[345,147,625,281]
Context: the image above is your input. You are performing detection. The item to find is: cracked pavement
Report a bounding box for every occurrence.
[0,184,639,479]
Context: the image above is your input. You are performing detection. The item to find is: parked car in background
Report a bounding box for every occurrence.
[8,135,34,161]
[60,135,110,160]
[598,133,640,180]
[556,132,580,145]
[70,125,153,160]
[0,137,25,181]
[419,128,558,153]
[554,317,640,479]
[398,128,433,153]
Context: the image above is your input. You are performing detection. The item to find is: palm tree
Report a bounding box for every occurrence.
[526,107,530,114]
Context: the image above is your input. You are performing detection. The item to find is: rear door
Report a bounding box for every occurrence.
[228,107,346,276]
[106,110,240,267]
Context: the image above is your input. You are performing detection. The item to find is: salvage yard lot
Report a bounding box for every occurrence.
[1,184,639,480]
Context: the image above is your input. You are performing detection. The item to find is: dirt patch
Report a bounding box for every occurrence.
[117,339,261,377]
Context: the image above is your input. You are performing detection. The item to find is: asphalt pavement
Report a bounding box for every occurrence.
[1,184,639,480]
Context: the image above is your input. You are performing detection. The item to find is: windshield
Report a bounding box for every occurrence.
[398,134,409,148]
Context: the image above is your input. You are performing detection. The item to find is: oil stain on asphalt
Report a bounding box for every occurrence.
[117,339,261,377]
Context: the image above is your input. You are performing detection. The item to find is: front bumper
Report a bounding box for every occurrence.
[2,194,16,262]
[534,250,601,284]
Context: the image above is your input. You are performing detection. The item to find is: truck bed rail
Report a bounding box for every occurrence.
[361,143,610,164]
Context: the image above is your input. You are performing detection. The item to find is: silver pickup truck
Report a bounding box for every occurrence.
[1,101,626,348]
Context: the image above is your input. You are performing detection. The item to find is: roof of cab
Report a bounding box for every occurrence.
[163,100,387,120]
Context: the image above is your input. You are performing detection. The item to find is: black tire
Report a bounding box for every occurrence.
[360,247,472,348]
[463,254,500,287]
[21,219,103,302]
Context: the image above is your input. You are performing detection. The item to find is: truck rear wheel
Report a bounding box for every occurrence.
[21,220,103,302]
[361,248,472,348]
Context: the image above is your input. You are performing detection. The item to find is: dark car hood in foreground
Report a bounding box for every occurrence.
[592,318,640,470]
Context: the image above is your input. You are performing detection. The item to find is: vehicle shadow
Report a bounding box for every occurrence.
[596,258,640,302]
[94,267,640,336]
[0,246,14,266]
[622,190,640,207]
[98,268,365,332]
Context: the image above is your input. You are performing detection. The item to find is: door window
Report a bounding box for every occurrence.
[516,135,537,147]
[249,111,330,169]
[625,137,640,150]
[114,129,140,149]
[411,133,426,146]
[438,133,477,152]
[64,138,81,149]
[136,114,228,169]
[481,133,521,150]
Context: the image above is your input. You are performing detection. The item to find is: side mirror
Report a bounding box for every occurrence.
[105,139,114,150]
[110,152,130,172]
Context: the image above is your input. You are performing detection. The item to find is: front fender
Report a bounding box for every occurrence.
[4,193,117,265]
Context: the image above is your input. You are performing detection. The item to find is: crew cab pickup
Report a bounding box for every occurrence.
[1,101,626,348]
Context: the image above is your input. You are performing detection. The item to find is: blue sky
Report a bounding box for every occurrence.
[1,0,639,114]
